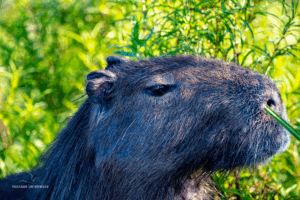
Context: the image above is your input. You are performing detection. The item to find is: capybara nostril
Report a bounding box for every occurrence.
[260,87,283,114]
[267,98,276,109]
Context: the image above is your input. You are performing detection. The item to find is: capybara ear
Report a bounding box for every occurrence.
[106,56,129,70]
[86,70,117,106]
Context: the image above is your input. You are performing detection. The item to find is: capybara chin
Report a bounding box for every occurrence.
[0,55,290,200]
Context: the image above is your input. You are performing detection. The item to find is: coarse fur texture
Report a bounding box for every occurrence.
[0,55,290,200]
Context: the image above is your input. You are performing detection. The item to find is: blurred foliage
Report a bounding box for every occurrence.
[0,0,299,199]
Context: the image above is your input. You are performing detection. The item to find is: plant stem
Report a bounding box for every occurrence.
[265,106,300,141]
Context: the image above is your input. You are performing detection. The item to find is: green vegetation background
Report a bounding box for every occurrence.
[0,0,299,199]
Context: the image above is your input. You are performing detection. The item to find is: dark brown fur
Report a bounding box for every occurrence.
[0,55,290,199]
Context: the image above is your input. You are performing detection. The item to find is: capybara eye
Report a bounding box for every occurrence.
[144,85,176,97]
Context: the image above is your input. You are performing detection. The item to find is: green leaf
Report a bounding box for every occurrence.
[265,106,300,141]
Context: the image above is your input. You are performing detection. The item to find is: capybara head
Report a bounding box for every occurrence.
[0,55,290,200]
[85,55,290,198]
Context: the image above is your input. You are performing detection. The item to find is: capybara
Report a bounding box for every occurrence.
[0,55,290,199]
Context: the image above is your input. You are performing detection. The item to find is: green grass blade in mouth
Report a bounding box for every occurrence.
[265,106,300,141]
